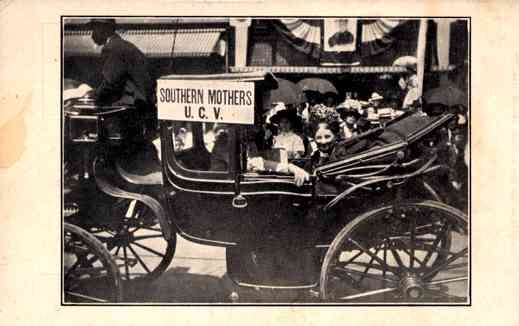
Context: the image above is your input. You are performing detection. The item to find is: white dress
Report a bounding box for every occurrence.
[273,132,305,158]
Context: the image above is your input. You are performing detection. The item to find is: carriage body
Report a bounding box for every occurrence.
[63,72,468,303]
[157,72,466,291]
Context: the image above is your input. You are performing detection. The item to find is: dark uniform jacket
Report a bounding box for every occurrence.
[95,34,154,105]
[95,34,157,139]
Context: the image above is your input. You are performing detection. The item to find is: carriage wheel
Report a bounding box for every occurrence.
[90,198,176,282]
[63,223,123,303]
[320,200,468,303]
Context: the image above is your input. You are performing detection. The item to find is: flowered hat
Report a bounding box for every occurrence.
[309,104,341,135]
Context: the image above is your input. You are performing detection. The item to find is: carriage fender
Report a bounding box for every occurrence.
[94,169,173,240]
[138,193,173,240]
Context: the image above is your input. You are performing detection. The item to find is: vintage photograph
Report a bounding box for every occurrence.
[62,17,469,304]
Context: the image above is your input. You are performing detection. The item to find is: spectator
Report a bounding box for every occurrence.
[270,108,306,159]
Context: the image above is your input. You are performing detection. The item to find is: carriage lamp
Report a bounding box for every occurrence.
[232,194,248,208]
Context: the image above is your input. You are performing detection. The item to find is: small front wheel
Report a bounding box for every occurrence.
[63,223,123,303]
[90,198,176,282]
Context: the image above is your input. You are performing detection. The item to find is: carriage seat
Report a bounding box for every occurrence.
[314,113,455,179]
[335,112,449,159]
[115,143,163,185]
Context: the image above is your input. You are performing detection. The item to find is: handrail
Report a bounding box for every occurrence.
[324,154,439,211]
[324,158,422,178]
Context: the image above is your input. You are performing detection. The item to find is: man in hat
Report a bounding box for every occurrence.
[89,18,156,136]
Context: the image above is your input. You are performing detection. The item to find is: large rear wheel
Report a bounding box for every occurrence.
[320,200,468,303]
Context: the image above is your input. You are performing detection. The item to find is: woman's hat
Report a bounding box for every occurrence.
[309,105,341,133]
[338,108,361,120]
[270,108,302,130]
[369,92,384,102]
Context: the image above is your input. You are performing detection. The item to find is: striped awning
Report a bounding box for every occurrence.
[230,65,455,74]
[64,28,226,58]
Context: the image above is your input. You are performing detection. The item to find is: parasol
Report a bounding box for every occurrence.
[297,78,338,95]
[64,78,82,91]
[270,78,306,105]
[392,56,417,71]
[423,81,468,108]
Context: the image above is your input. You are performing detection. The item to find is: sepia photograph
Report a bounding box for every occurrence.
[62,16,469,305]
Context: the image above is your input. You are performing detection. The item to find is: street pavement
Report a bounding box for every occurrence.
[123,236,317,303]
[120,233,468,304]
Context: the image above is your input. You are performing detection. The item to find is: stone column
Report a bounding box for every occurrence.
[229,18,251,67]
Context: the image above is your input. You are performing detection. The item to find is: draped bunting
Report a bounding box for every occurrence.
[274,19,322,59]
[360,19,405,56]
[273,18,409,64]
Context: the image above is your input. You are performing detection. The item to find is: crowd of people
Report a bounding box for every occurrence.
[241,76,468,190]
[68,18,467,193]
[244,84,419,183]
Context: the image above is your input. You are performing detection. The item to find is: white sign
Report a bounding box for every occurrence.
[157,79,255,125]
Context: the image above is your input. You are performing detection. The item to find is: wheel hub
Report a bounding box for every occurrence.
[399,274,424,299]
[112,229,133,247]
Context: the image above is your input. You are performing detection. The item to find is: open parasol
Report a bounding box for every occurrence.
[297,78,338,95]
[270,78,306,105]
[392,56,417,72]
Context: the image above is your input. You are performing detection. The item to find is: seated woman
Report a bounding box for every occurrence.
[337,107,361,140]
[270,107,305,159]
[248,107,440,187]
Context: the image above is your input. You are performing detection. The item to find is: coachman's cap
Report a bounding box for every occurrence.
[87,18,116,28]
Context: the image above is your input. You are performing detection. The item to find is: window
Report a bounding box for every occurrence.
[171,121,231,172]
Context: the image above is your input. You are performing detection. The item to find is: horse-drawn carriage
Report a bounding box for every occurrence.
[63,72,468,303]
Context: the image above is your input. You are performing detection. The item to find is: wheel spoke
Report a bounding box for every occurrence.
[140,226,163,233]
[339,287,398,301]
[114,246,121,256]
[398,244,426,268]
[389,246,409,272]
[349,239,395,273]
[340,250,364,266]
[347,261,399,274]
[383,239,388,277]
[131,241,165,258]
[65,291,107,303]
[422,248,468,279]
[330,267,368,292]
[132,234,164,241]
[335,266,398,284]
[123,246,130,280]
[358,245,381,283]
[426,276,468,286]
[64,259,81,280]
[436,262,467,272]
[127,244,151,273]
[422,222,450,266]
[409,214,416,269]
